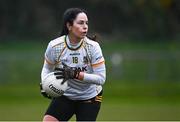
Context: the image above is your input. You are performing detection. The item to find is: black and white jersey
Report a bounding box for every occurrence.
[41,35,106,100]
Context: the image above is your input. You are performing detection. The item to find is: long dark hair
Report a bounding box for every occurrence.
[60,8,86,36]
[60,8,97,41]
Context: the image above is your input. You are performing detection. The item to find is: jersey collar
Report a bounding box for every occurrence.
[65,35,84,50]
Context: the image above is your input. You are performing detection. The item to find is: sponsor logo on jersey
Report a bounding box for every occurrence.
[70,53,80,56]
[73,66,87,72]
[83,56,89,64]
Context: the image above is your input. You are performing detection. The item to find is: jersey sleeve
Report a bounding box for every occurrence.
[44,41,56,65]
[41,41,56,82]
[91,42,105,67]
[82,42,106,85]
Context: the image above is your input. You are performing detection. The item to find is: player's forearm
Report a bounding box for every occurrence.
[41,61,55,81]
[79,63,106,85]
[78,71,106,85]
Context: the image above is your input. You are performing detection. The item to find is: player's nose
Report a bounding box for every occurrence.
[83,23,88,30]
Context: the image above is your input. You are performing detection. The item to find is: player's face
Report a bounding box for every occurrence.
[69,12,88,40]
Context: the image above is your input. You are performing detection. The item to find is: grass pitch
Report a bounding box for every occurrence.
[0,83,180,121]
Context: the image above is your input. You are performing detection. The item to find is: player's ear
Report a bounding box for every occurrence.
[67,22,72,31]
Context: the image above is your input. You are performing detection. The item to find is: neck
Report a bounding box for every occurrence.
[65,35,84,50]
[68,34,81,44]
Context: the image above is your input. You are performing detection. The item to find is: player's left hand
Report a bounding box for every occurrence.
[54,62,80,81]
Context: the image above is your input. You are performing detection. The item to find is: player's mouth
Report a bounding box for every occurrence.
[82,31,87,36]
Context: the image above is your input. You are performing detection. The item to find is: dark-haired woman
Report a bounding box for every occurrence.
[40,8,106,121]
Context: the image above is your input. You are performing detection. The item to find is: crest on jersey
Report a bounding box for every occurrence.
[83,56,89,64]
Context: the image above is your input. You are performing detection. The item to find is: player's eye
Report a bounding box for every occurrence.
[77,20,88,26]
[77,21,84,25]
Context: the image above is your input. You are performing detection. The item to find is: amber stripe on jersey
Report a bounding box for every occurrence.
[92,60,105,68]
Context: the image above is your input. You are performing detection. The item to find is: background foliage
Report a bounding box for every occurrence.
[0,0,180,40]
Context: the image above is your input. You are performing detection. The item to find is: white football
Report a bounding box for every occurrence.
[42,72,68,98]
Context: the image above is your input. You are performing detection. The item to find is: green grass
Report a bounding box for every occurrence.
[99,103,180,121]
[1,101,180,121]
[0,83,180,121]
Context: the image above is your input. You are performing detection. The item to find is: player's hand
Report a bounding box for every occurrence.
[62,62,80,79]
[53,68,67,84]
[54,62,80,80]
[54,68,65,79]
[39,83,52,99]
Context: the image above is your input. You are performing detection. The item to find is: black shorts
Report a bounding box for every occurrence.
[45,90,103,121]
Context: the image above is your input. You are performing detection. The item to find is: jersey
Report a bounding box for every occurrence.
[41,35,106,100]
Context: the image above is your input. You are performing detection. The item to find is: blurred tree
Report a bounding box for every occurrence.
[0,0,180,41]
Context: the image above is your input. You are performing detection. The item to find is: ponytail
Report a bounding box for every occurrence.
[87,32,102,42]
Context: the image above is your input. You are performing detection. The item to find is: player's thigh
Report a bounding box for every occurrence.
[76,99,101,121]
[44,95,75,121]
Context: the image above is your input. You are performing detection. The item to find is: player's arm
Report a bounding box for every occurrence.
[78,60,106,85]
[54,61,105,85]
[79,42,106,85]
[41,60,55,81]
[41,41,56,81]
[40,42,56,98]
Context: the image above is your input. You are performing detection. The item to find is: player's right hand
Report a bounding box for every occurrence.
[54,62,80,81]
[54,68,65,79]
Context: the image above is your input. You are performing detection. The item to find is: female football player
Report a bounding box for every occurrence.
[40,8,106,121]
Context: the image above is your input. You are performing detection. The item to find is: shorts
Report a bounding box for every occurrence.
[45,90,103,121]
